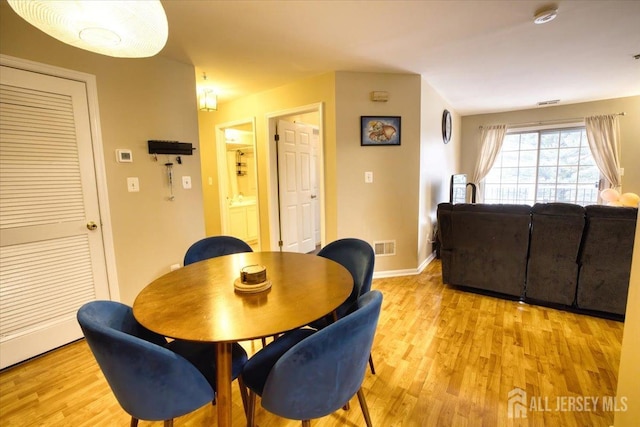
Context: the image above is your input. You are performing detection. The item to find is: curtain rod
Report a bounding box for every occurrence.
[479,111,626,129]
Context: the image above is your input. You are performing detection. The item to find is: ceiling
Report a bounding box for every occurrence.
[158,1,640,116]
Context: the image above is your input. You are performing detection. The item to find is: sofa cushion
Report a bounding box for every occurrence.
[447,203,531,297]
[576,205,637,315]
[526,203,585,305]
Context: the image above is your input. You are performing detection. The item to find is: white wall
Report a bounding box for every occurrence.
[419,78,461,264]
[1,4,206,304]
[333,72,459,273]
[615,209,640,426]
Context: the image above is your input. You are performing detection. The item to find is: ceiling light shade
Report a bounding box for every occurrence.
[199,90,218,112]
[7,0,168,58]
[533,7,558,24]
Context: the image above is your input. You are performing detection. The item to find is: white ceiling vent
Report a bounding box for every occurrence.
[373,240,396,257]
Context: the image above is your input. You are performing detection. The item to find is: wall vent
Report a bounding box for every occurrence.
[373,240,396,256]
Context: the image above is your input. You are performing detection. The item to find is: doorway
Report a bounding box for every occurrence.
[266,103,324,253]
[215,118,261,250]
[0,56,117,369]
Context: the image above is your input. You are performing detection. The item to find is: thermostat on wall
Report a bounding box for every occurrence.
[116,149,133,163]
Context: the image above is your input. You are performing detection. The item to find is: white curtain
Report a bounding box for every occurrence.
[585,114,622,190]
[471,124,507,200]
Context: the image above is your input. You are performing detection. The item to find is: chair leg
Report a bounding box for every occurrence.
[164,420,174,427]
[368,354,376,375]
[247,390,257,427]
[237,376,249,415]
[356,388,373,427]
[302,420,311,427]
[261,337,267,347]
[130,417,139,427]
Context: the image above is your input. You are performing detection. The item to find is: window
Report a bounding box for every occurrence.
[483,127,600,206]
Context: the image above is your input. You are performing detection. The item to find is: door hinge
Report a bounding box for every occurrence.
[275,133,280,142]
[278,240,283,247]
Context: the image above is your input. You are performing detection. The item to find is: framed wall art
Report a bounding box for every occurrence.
[361,116,401,146]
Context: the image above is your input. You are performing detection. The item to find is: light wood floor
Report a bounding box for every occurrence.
[0,260,624,427]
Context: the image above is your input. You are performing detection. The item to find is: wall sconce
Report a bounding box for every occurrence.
[199,90,217,112]
[7,0,168,58]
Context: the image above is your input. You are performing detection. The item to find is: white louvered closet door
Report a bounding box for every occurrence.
[0,65,110,369]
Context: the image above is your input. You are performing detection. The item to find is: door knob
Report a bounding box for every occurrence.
[87,221,98,231]
[311,194,317,199]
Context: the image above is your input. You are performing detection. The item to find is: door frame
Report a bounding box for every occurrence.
[214,117,260,248]
[265,103,325,251]
[0,54,120,300]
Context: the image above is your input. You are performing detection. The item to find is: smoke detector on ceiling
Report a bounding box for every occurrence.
[533,7,558,24]
[537,99,560,106]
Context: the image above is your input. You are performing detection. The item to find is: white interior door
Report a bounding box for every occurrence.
[0,65,110,368]
[277,120,315,253]
[310,127,321,246]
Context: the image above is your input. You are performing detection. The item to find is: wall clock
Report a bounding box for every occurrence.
[442,109,452,144]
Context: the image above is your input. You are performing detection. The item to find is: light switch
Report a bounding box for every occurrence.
[127,177,139,192]
[182,176,192,189]
[365,171,374,183]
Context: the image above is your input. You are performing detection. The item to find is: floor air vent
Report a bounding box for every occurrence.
[373,240,396,256]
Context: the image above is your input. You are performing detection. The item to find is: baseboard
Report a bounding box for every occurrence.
[372,251,436,279]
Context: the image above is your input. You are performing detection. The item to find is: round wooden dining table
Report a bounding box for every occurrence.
[133,251,353,427]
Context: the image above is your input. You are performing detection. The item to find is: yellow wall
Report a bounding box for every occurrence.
[1,4,206,304]
[199,71,458,273]
[197,72,336,244]
[460,96,640,195]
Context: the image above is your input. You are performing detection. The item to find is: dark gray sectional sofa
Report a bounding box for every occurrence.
[437,202,637,319]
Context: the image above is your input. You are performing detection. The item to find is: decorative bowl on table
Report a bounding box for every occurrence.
[234,265,271,293]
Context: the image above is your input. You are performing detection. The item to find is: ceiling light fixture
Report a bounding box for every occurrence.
[533,6,558,24]
[199,73,218,112]
[7,0,168,58]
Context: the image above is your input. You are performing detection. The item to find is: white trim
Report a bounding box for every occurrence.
[265,103,325,251]
[214,117,260,248]
[0,54,120,301]
[372,252,436,279]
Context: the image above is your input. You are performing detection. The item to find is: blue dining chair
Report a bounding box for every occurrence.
[184,235,252,266]
[77,300,221,426]
[312,238,377,374]
[183,235,259,387]
[242,290,383,427]
[183,234,264,352]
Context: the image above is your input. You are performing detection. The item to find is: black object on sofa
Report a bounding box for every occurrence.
[576,205,637,316]
[437,203,531,298]
[526,203,585,306]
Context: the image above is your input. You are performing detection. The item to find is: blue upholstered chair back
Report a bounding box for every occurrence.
[184,235,253,266]
[77,301,215,422]
[317,238,375,318]
[260,290,383,420]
